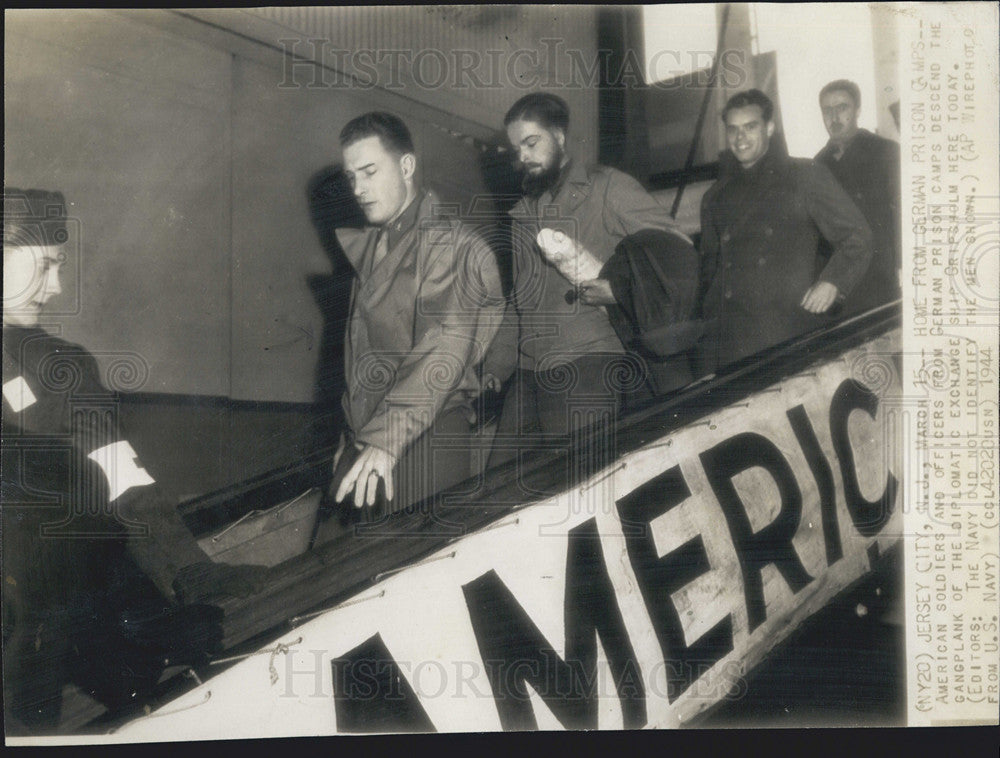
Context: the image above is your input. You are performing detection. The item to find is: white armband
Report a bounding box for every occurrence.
[3,376,37,413]
[87,440,156,501]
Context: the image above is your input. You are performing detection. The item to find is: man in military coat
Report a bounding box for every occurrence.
[697,89,874,373]
[328,112,503,517]
[816,79,901,314]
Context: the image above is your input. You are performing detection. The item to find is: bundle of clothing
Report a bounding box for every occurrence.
[600,228,705,396]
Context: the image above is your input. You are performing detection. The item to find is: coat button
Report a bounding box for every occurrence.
[757,257,766,266]
[724,261,733,269]
[724,290,732,299]
[764,227,773,237]
[721,232,731,242]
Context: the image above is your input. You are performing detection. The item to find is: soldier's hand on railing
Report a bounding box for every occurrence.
[481,372,502,393]
[334,444,397,508]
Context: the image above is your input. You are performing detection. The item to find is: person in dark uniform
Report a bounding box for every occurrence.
[2,188,270,733]
[816,79,902,314]
[697,90,874,374]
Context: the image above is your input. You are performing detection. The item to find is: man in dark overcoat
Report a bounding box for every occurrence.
[697,89,874,374]
[816,79,901,314]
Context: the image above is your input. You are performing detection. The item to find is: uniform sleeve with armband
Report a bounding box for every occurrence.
[2,327,271,606]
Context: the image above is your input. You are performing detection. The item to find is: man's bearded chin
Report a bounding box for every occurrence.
[521,156,563,199]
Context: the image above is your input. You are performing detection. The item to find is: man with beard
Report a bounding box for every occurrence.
[697,89,873,374]
[815,79,901,314]
[483,93,690,473]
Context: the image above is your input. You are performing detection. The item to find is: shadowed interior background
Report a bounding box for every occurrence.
[5,7,603,497]
[3,5,906,731]
[4,5,900,501]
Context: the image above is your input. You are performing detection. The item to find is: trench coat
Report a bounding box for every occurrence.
[697,141,874,373]
[335,189,504,461]
[816,129,901,314]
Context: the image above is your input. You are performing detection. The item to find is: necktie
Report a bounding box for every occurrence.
[372,228,388,270]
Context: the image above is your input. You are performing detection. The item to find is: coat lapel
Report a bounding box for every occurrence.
[365,227,414,295]
[336,192,438,294]
[718,146,787,241]
[507,160,593,220]
[557,160,592,215]
[335,226,376,273]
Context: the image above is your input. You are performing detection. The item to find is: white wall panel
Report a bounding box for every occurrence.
[5,10,233,396]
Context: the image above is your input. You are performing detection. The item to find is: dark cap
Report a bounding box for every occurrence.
[3,188,68,247]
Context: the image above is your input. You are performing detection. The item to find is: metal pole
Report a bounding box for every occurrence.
[669,2,732,219]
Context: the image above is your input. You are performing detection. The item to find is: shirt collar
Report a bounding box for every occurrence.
[735,149,772,180]
[738,137,787,177]
[382,190,424,251]
[823,128,866,160]
[547,158,577,200]
[510,158,584,218]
